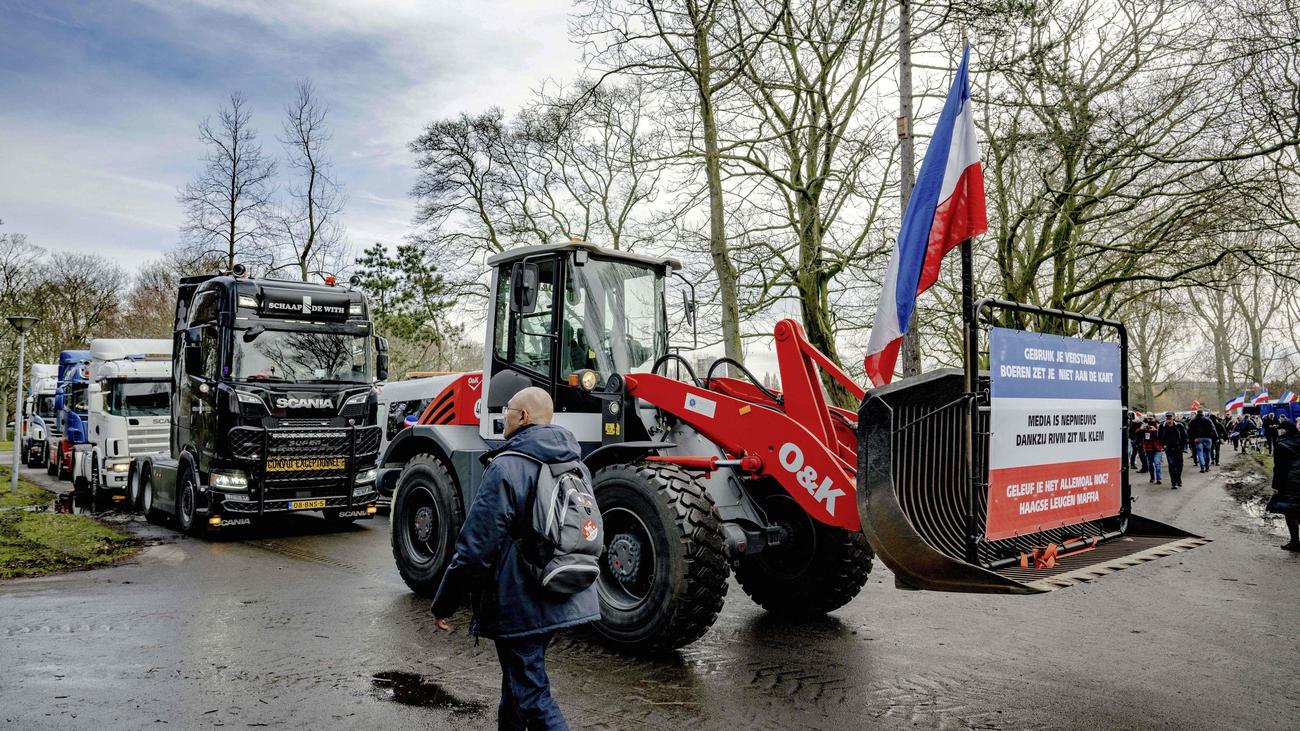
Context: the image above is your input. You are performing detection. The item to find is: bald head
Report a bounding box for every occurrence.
[504,387,553,437]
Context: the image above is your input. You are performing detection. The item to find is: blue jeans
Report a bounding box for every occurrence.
[495,633,569,730]
[1147,451,1163,481]
[1194,438,1213,470]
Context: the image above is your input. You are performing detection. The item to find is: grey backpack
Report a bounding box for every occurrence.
[497,451,603,595]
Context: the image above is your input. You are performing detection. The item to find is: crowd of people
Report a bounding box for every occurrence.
[1130,408,1300,553]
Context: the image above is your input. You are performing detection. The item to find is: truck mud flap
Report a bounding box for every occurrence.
[858,370,1208,594]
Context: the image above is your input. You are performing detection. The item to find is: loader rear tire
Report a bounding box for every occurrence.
[734,491,873,616]
[391,454,463,597]
[591,463,729,654]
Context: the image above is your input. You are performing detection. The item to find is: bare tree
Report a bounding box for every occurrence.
[272,81,348,281]
[178,93,277,271]
[574,0,785,365]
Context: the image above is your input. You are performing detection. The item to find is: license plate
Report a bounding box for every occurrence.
[266,457,347,473]
[290,499,327,510]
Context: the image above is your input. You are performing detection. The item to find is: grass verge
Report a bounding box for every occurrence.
[0,511,140,579]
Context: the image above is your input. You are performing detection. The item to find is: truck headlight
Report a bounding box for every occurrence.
[341,391,370,409]
[210,469,249,490]
[354,467,377,485]
[235,390,265,407]
[111,462,130,473]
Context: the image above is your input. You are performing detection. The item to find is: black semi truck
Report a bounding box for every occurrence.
[133,268,388,535]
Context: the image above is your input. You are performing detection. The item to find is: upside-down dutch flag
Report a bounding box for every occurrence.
[864,44,987,387]
[1252,389,1270,405]
[1225,393,1245,412]
[1279,389,1296,404]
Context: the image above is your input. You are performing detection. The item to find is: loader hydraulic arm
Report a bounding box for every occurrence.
[623,319,866,531]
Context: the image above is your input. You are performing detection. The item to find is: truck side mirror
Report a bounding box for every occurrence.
[375,336,389,382]
[88,389,104,414]
[510,262,540,315]
[183,327,204,376]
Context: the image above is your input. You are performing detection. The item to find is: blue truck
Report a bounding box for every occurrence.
[46,350,92,481]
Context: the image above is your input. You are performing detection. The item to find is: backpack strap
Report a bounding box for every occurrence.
[546,460,582,478]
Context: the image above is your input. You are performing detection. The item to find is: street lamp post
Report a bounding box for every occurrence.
[7,315,39,495]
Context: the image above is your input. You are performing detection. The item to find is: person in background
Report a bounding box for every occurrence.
[1228,416,1241,452]
[1160,411,1188,489]
[1187,409,1215,473]
[1209,413,1227,466]
[1263,411,1280,455]
[1141,415,1164,485]
[1269,419,1300,552]
[1130,415,1148,473]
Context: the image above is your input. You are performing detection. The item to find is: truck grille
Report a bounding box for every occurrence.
[229,425,382,461]
[127,423,169,454]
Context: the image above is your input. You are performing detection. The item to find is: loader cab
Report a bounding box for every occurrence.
[481,242,678,445]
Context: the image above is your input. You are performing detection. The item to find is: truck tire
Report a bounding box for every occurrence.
[90,457,110,512]
[176,469,205,537]
[56,447,70,481]
[141,468,164,525]
[391,454,463,596]
[20,442,29,466]
[733,490,874,616]
[45,446,57,476]
[127,463,143,513]
[590,463,729,654]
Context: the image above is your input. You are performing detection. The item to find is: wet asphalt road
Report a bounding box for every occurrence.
[2,458,1298,730]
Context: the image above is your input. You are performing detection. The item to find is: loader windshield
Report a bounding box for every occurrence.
[563,257,666,384]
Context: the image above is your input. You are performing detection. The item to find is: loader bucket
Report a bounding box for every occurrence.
[858,369,1208,594]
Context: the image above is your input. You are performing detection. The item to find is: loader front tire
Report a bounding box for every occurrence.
[591,463,729,654]
[735,491,873,616]
[391,454,463,597]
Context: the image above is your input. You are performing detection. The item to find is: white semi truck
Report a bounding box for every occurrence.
[20,363,58,467]
[72,339,172,511]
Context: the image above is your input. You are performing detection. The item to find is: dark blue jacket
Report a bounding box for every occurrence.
[430,423,601,639]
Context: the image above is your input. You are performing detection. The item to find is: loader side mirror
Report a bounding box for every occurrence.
[510,262,541,315]
[375,336,389,382]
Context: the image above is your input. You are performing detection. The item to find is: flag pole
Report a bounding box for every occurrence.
[959,31,979,564]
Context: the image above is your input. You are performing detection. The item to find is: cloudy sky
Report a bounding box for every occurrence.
[0,0,584,270]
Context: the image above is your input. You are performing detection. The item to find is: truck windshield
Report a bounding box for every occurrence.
[67,385,88,415]
[562,257,667,384]
[233,329,372,383]
[36,395,55,419]
[106,380,170,416]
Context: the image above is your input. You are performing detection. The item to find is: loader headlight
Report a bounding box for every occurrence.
[570,369,599,392]
[210,469,249,490]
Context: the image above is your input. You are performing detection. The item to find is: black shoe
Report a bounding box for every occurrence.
[1172,485,1179,489]
[1156,480,1162,484]
[1282,542,1300,552]
[1137,469,1147,474]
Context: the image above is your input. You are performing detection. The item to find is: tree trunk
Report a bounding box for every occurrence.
[898,0,922,378]
[696,28,743,368]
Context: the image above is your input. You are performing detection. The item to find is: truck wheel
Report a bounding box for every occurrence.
[590,463,729,654]
[127,464,143,513]
[391,454,463,596]
[734,490,874,616]
[45,447,57,476]
[90,457,109,512]
[141,468,164,524]
[20,442,29,466]
[176,470,205,537]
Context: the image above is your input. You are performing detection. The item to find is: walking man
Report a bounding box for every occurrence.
[1263,411,1280,455]
[1140,416,1164,484]
[1130,415,1148,473]
[431,387,599,730]
[1160,411,1188,489]
[1187,409,1215,473]
[1209,414,1227,466]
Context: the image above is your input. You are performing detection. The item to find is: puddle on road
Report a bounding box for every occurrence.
[371,671,487,713]
[1222,467,1289,537]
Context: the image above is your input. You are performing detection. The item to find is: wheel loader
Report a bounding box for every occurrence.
[380,241,1206,652]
